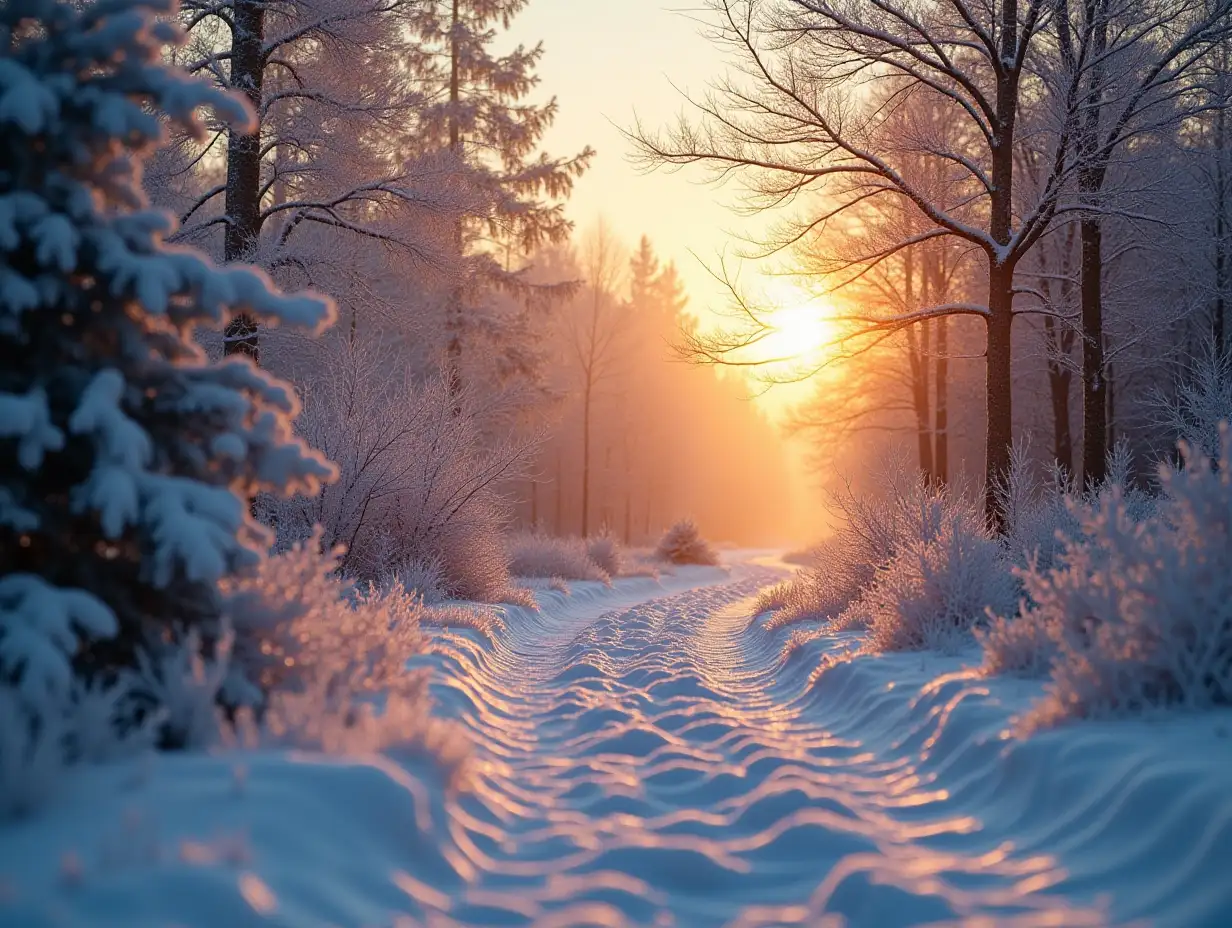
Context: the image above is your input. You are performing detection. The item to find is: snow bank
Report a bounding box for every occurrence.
[3,557,1228,926]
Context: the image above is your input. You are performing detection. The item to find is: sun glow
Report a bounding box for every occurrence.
[741,283,837,377]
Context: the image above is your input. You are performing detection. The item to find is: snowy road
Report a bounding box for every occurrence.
[4,557,1230,927]
[418,559,1230,927]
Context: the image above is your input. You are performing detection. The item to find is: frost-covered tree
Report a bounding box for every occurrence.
[164,0,458,361]
[407,0,593,392]
[0,0,335,704]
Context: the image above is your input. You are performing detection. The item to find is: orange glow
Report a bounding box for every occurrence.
[738,283,837,383]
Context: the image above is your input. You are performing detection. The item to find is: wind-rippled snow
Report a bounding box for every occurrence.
[2,558,1230,926]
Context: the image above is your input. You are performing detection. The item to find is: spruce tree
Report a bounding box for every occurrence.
[0,0,336,706]
[408,0,593,389]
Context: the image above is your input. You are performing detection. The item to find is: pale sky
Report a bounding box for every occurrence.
[510,1,755,332]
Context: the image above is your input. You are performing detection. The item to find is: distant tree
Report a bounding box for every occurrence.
[0,0,334,704]
[570,221,627,537]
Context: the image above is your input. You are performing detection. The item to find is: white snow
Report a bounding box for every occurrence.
[1,555,1229,926]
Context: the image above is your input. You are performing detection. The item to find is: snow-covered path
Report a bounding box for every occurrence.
[4,557,1230,927]
[418,559,1230,927]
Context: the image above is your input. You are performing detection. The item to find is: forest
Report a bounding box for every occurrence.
[2,1,1231,925]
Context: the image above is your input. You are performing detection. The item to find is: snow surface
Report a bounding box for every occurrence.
[1,554,1230,926]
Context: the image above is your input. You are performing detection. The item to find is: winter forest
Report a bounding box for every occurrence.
[2,0,1232,925]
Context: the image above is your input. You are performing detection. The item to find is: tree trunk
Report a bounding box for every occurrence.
[1044,316,1075,476]
[1080,216,1107,487]
[554,447,564,535]
[934,315,949,485]
[904,249,935,482]
[1077,1,1109,487]
[581,383,592,537]
[444,0,465,399]
[985,264,1016,528]
[1216,100,1229,359]
[222,0,266,363]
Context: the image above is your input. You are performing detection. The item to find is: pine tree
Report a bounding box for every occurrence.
[407,0,593,390]
[0,0,336,706]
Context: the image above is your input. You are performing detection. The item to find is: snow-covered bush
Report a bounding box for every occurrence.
[760,461,984,630]
[655,519,720,566]
[0,0,334,773]
[266,339,533,603]
[1,678,155,820]
[988,431,1232,730]
[221,538,467,770]
[757,564,847,631]
[993,441,1078,571]
[587,531,626,578]
[381,556,448,605]
[1148,339,1232,463]
[861,512,1017,653]
[507,532,611,583]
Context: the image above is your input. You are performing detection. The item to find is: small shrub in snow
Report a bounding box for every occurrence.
[381,556,448,605]
[993,441,1078,571]
[586,531,626,578]
[861,513,1017,654]
[0,677,155,821]
[655,519,720,566]
[223,540,467,772]
[507,532,611,584]
[1001,432,1232,730]
[1148,339,1232,462]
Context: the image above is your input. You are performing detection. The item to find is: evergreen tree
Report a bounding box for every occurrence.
[0,0,336,706]
[407,0,593,389]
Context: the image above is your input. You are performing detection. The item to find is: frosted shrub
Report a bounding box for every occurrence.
[0,677,155,821]
[587,531,626,578]
[222,539,466,769]
[0,0,334,741]
[382,556,448,605]
[1004,432,1232,730]
[1148,340,1232,462]
[268,341,533,603]
[507,532,611,584]
[655,519,721,566]
[762,461,984,630]
[757,564,849,630]
[132,629,233,750]
[993,441,1078,571]
[862,513,1017,653]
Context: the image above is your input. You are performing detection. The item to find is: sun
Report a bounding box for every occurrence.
[741,282,836,375]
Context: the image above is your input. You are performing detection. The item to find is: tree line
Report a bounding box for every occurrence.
[631,0,1232,524]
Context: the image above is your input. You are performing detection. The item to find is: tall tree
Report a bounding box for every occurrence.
[408,0,593,392]
[632,0,1088,526]
[570,222,626,537]
[0,0,334,700]
[169,0,451,362]
[1054,0,1232,485]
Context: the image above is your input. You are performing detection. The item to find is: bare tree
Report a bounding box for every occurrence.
[570,221,627,537]
[631,0,1087,525]
[1053,0,1232,484]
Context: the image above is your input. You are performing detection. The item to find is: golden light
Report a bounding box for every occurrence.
[740,281,837,376]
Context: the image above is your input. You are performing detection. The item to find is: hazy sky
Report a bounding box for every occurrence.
[508,2,824,531]
[510,1,752,323]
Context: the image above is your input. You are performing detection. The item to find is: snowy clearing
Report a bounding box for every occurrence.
[1,554,1230,927]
